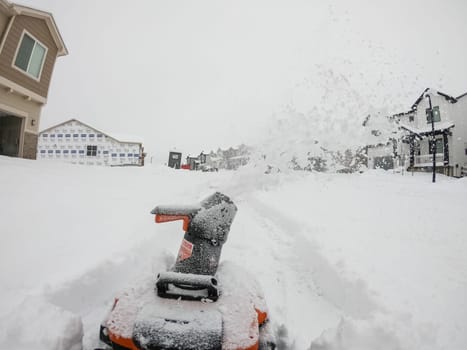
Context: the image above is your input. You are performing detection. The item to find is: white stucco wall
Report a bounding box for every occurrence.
[36,120,142,166]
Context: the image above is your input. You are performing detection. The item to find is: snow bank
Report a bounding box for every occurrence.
[0,296,83,350]
[309,315,438,350]
[309,317,403,350]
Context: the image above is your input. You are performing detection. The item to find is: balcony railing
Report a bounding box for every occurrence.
[414,153,444,166]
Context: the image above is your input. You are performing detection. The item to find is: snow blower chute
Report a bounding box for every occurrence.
[96,192,275,350]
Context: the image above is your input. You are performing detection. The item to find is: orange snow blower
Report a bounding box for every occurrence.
[96,192,275,350]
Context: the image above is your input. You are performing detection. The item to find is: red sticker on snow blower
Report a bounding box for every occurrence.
[178,239,193,261]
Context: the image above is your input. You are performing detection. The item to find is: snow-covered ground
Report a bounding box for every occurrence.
[1,156,466,350]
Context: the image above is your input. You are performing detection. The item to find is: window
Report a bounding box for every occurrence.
[409,115,414,122]
[426,106,441,123]
[429,139,443,154]
[14,32,47,79]
[42,134,48,138]
[87,145,97,156]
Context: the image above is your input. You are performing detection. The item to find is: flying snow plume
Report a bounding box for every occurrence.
[247,66,402,173]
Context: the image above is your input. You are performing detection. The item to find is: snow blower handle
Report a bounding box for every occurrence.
[151,205,201,232]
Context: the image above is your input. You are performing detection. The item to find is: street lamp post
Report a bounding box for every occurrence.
[426,94,436,183]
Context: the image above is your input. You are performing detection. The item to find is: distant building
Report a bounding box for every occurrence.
[186,155,200,170]
[168,151,181,169]
[0,0,67,159]
[205,145,250,170]
[37,119,145,166]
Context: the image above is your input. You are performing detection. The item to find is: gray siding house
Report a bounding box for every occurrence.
[0,0,67,159]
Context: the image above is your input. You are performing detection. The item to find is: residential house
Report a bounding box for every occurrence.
[0,1,67,159]
[366,88,467,177]
[399,89,467,177]
[37,119,145,166]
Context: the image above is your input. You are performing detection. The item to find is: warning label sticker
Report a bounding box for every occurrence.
[178,239,194,261]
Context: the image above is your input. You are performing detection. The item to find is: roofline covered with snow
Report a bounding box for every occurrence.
[400,122,455,139]
[411,88,459,110]
[39,118,143,145]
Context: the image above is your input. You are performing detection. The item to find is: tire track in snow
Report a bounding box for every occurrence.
[225,197,342,349]
[238,194,382,347]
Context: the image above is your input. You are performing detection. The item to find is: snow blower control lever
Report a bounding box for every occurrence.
[151,192,237,301]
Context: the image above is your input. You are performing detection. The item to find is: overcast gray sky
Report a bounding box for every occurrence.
[19,0,467,160]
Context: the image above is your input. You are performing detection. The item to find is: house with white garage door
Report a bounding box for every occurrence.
[37,119,145,166]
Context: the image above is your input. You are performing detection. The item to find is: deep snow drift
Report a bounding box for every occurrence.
[1,156,466,350]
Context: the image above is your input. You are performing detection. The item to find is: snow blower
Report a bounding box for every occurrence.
[96,192,275,350]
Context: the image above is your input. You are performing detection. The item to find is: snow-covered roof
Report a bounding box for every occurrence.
[40,119,143,145]
[105,132,144,145]
[229,155,249,160]
[411,88,458,110]
[400,121,454,137]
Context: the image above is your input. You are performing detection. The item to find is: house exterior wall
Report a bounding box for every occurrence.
[451,97,467,176]
[397,92,467,177]
[0,15,58,98]
[37,120,143,166]
[23,130,37,158]
[0,10,9,37]
[412,94,456,130]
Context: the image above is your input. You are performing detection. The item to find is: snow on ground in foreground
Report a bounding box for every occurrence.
[1,156,466,350]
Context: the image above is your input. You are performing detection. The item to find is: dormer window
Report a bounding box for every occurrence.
[13,31,47,80]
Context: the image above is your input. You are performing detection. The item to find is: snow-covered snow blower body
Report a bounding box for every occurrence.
[97,192,273,350]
